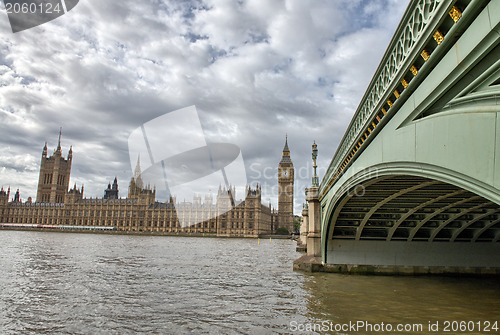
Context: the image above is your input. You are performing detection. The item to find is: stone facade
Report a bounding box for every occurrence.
[0,137,295,237]
[277,136,294,233]
[36,133,72,203]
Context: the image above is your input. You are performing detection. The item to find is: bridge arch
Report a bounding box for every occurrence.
[322,163,500,267]
[310,0,500,273]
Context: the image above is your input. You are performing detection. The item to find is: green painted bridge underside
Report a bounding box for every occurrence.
[320,0,500,267]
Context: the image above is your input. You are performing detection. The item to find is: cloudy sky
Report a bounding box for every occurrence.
[0,0,410,213]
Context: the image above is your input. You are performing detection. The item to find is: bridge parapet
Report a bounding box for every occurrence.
[321,0,482,196]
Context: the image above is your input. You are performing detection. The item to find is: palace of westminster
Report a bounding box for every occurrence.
[0,134,295,237]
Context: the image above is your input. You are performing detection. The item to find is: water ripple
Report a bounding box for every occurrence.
[0,231,310,334]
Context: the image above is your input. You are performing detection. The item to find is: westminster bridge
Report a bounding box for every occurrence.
[297,0,500,274]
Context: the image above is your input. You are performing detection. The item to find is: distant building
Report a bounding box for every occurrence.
[0,134,295,237]
[277,136,295,233]
[104,178,119,200]
[36,130,72,203]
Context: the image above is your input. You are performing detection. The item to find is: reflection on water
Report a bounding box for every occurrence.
[0,230,498,335]
[303,273,500,334]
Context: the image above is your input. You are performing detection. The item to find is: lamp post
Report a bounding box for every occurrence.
[312,141,319,187]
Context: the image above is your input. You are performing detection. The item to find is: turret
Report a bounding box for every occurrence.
[104,177,119,200]
[13,189,20,202]
[0,187,9,205]
[42,142,47,158]
[65,183,83,203]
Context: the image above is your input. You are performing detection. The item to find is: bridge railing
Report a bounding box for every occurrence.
[320,0,463,195]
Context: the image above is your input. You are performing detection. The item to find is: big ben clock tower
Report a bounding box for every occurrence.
[278,135,294,233]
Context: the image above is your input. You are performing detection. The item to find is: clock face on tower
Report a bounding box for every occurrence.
[278,136,294,233]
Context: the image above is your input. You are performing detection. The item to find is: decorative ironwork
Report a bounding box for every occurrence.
[322,0,457,189]
[433,30,444,44]
[421,49,430,61]
[410,65,418,76]
[449,5,462,23]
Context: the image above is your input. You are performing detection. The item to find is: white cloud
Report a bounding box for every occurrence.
[0,0,410,212]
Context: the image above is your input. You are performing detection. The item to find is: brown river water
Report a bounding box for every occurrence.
[0,230,498,334]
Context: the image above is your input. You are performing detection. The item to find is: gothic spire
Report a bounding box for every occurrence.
[283,134,289,153]
[280,135,292,164]
[134,155,144,189]
[42,142,47,157]
[57,127,62,152]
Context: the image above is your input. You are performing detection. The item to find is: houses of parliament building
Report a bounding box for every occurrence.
[0,135,295,237]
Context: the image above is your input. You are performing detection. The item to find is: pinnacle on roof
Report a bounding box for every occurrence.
[55,127,62,153]
[283,134,290,153]
[133,155,144,189]
[280,135,292,164]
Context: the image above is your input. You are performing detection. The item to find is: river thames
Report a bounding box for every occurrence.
[0,231,498,334]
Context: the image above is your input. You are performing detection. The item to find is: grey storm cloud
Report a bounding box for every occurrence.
[0,0,410,211]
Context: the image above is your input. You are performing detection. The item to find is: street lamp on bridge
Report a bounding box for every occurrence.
[312,141,319,187]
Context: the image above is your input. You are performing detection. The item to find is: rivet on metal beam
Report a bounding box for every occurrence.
[449,5,462,23]
[394,90,400,99]
[433,30,444,45]
[401,79,408,88]
[421,49,430,61]
[410,65,418,76]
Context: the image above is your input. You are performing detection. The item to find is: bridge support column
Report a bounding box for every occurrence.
[293,187,323,272]
[306,187,321,257]
[297,206,308,252]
